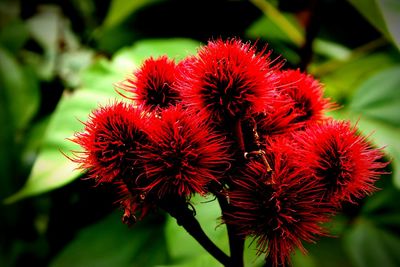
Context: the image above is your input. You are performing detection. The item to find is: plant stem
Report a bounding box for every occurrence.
[160,197,230,266]
[298,0,321,71]
[251,0,304,47]
[217,193,245,267]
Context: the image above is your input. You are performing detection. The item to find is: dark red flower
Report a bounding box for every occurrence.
[119,56,179,111]
[292,120,387,203]
[227,144,332,266]
[141,105,231,198]
[71,102,148,184]
[116,181,156,225]
[177,39,277,123]
[276,69,331,125]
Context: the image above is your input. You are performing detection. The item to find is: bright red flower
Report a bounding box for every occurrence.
[71,102,148,184]
[141,105,231,198]
[276,69,331,125]
[254,97,299,140]
[292,120,387,203]
[177,39,277,124]
[119,56,179,111]
[227,145,332,266]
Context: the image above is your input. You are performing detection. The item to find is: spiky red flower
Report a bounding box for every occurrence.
[141,105,231,198]
[227,140,332,267]
[120,56,179,110]
[71,102,148,184]
[293,120,387,203]
[276,69,331,125]
[254,97,299,140]
[177,39,277,123]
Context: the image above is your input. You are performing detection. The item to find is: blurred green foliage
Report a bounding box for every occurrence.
[1,0,399,267]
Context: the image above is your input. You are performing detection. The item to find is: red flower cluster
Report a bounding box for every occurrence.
[71,38,387,266]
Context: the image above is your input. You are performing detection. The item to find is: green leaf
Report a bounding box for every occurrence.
[350,66,400,126]
[344,220,400,267]
[0,19,29,53]
[50,212,168,267]
[4,38,200,203]
[317,52,399,103]
[0,46,40,131]
[114,38,201,66]
[377,0,400,50]
[102,0,161,29]
[348,0,400,49]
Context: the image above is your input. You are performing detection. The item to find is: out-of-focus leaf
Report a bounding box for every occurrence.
[21,117,51,169]
[245,12,301,64]
[26,6,59,51]
[348,0,400,49]
[4,38,200,202]
[0,68,14,198]
[58,49,94,88]
[102,0,161,29]
[250,0,304,46]
[115,38,201,67]
[377,0,400,50]
[355,117,400,187]
[315,52,399,102]
[350,66,400,126]
[50,212,168,267]
[344,220,400,267]
[0,19,29,53]
[25,5,81,80]
[246,15,300,44]
[361,179,400,229]
[0,46,40,130]
[313,39,352,60]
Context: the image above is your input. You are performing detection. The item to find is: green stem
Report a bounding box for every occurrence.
[250,0,304,46]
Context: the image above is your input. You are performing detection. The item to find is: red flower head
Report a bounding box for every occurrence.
[276,69,331,126]
[254,97,299,141]
[71,102,148,184]
[177,38,277,124]
[141,105,231,198]
[119,56,179,111]
[227,144,332,266]
[293,120,387,203]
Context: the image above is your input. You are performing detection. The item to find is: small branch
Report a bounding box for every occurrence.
[217,193,245,267]
[298,0,321,71]
[160,197,230,266]
[251,0,304,47]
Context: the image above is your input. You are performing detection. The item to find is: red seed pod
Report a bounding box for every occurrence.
[276,69,332,125]
[227,146,333,267]
[119,56,180,111]
[71,102,148,184]
[177,38,278,124]
[292,120,388,203]
[141,105,231,198]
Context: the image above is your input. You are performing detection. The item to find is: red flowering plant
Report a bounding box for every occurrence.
[70,38,388,267]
